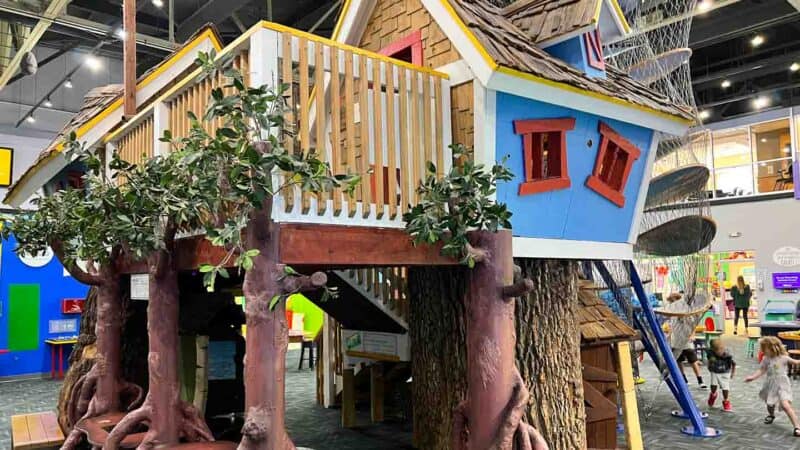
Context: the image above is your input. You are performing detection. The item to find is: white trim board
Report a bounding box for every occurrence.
[513,236,633,260]
[487,71,688,136]
[435,59,473,86]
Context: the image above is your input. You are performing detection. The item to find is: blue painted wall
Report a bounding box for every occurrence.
[545,35,606,79]
[0,234,89,377]
[495,92,654,243]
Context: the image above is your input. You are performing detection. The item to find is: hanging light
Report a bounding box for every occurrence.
[152,0,164,7]
[25,115,35,124]
[721,79,731,88]
[64,78,73,88]
[697,0,712,12]
[115,28,127,40]
[791,62,800,72]
[750,35,765,47]
[43,96,53,108]
[698,110,711,120]
[84,55,102,71]
[752,96,769,109]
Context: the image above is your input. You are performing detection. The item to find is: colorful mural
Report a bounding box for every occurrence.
[0,234,89,377]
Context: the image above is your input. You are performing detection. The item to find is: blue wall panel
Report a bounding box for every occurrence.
[544,35,606,79]
[495,92,654,243]
[0,234,89,377]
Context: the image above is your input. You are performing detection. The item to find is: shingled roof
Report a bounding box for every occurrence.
[578,280,638,345]
[503,0,602,46]
[449,0,693,121]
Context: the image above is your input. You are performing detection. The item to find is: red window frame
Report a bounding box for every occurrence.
[585,122,641,207]
[584,29,605,70]
[378,30,423,65]
[512,117,576,195]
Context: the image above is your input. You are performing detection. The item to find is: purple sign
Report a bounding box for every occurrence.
[773,272,800,289]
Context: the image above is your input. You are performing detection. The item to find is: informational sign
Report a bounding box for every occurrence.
[49,319,78,334]
[342,329,409,362]
[19,247,53,268]
[61,298,85,314]
[772,272,800,289]
[774,247,800,267]
[130,274,149,300]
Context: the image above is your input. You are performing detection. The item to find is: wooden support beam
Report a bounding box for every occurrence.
[278,224,453,267]
[123,0,137,117]
[616,342,643,450]
[341,368,356,428]
[370,364,384,423]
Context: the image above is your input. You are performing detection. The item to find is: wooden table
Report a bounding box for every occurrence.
[752,321,800,337]
[778,331,800,350]
[289,329,304,344]
[44,338,77,379]
[11,412,64,449]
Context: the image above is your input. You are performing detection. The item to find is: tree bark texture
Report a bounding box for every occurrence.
[408,266,468,450]
[514,259,586,450]
[105,248,213,449]
[239,201,295,450]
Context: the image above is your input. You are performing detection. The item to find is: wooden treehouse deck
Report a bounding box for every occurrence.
[108,22,454,271]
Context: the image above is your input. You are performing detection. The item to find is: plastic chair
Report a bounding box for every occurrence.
[745,335,760,358]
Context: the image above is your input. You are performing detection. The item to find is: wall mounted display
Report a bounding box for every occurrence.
[772,272,800,289]
[0,147,13,187]
[61,298,85,314]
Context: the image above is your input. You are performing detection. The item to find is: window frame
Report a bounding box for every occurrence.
[584,29,605,70]
[378,30,423,66]
[586,122,641,207]
[513,117,576,195]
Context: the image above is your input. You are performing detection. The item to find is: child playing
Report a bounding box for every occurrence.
[706,339,736,412]
[745,336,800,436]
[674,332,707,389]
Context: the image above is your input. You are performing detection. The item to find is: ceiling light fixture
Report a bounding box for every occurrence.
[698,110,711,120]
[791,62,800,72]
[753,96,769,109]
[760,138,767,143]
[697,0,712,12]
[115,28,126,40]
[751,35,765,47]
[43,97,53,108]
[152,0,164,7]
[25,115,35,124]
[64,78,73,89]
[84,55,102,71]
[721,79,731,88]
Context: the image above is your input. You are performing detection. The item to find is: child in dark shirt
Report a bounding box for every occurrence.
[707,338,736,412]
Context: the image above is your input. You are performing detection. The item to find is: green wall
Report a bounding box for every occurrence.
[8,284,40,351]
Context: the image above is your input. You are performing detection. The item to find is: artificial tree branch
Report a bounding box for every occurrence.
[50,239,102,286]
[501,279,534,300]
[464,243,490,264]
[278,267,327,294]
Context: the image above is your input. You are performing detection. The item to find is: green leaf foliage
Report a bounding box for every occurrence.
[402,144,514,267]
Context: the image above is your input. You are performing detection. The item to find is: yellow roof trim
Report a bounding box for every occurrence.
[260,21,449,79]
[330,0,353,40]
[608,0,631,34]
[5,28,224,204]
[495,65,693,126]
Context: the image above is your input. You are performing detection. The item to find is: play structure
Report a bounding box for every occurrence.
[1,1,697,449]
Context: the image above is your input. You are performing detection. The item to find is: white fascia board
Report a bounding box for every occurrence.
[513,236,633,260]
[334,0,376,45]
[487,69,689,136]
[435,59,473,86]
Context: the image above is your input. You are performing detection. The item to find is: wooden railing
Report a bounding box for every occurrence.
[105,23,451,230]
[345,267,409,324]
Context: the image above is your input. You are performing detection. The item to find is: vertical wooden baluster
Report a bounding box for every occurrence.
[410,71,421,204]
[422,72,432,173]
[398,68,409,214]
[299,36,310,213]
[344,51,357,217]
[385,64,397,219]
[315,41,327,216]
[330,46,342,216]
[434,78,444,176]
[372,59,384,219]
[358,55,372,217]
[281,33,295,213]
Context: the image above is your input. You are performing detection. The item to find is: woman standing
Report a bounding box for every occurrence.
[731,275,753,335]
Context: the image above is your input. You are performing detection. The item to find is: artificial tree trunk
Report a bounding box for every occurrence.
[58,287,98,431]
[106,242,213,449]
[515,259,585,450]
[239,200,326,450]
[452,231,547,450]
[408,266,468,450]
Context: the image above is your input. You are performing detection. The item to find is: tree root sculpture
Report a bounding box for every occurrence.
[103,399,213,450]
[453,370,547,450]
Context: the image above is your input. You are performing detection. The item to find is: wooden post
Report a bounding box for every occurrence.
[342,368,356,428]
[123,0,136,117]
[370,364,384,423]
[616,341,643,450]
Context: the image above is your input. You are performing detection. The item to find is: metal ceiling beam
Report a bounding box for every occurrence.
[0,0,177,52]
[697,81,800,108]
[690,11,800,49]
[0,0,71,90]
[692,50,800,86]
[175,0,252,41]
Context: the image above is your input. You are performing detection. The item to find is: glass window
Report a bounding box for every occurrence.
[751,119,791,162]
[755,158,794,193]
[714,165,753,197]
[712,128,751,168]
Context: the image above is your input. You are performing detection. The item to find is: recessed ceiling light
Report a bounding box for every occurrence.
[84,55,102,71]
[25,115,35,123]
[64,78,73,89]
[760,138,767,143]
[115,28,126,40]
[791,63,800,72]
[721,79,731,88]
[698,110,710,120]
[152,0,164,7]
[753,96,769,109]
[43,97,53,108]
[751,35,765,47]
[697,0,712,12]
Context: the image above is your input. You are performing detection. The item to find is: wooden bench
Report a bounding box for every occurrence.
[11,412,64,449]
